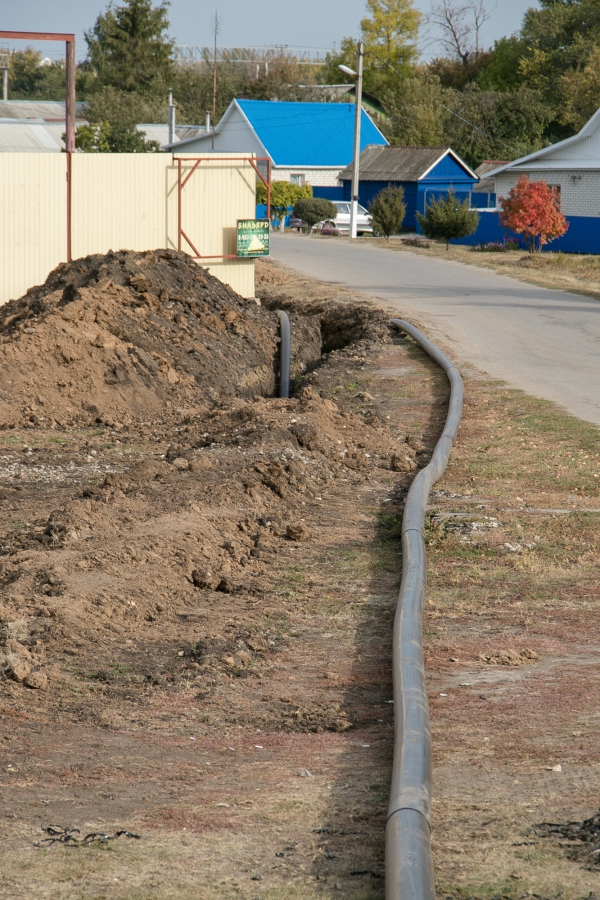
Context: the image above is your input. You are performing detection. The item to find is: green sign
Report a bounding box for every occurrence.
[237,219,270,258]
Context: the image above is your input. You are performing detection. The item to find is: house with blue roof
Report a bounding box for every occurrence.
[163,99,388,200]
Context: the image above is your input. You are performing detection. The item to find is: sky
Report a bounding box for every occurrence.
[2,0,538,62]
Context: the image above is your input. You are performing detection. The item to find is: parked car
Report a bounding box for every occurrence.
[326,201,373,235]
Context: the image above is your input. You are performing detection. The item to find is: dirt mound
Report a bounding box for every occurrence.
[0,250,320,430]
[255,258,293,285]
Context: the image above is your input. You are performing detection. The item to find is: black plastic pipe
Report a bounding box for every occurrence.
[386,319,464,900]
[277,309,291,399]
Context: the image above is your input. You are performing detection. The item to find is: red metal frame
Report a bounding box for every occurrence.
[0,30,76,259]
[176,155,271,260]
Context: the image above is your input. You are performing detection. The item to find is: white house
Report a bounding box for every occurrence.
[163,99,388,196]
[488,108,600,217]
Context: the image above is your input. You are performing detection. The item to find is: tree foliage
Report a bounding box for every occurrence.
[7,49,97,101]
[74,121,160,152]
[498,176,568,252]
[85,85,166,125]
[322,0,421,96]
[417,191,479,249]
[369,186,406,240]
[85,0,174,93]
[361,0,421,70]
[256,181,313,230]
[443,84,550,168]
[293,198,337,232]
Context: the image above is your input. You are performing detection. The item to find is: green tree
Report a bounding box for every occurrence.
[369,186,406,240]
[557,45,600,131]
[74,120,160,152]
[292,197,337,232]
[84,85,166,127]
[417,191,479,249]
[321,0,421,97]
[476,36,528,92]
[518,0,600,103]
[361,0,421,71]
[381,74,448,145]
[256,181,313,231]
[85,0,174,93]
[75,122,113,152]
[443,84,550,168]
[427,51,491,90]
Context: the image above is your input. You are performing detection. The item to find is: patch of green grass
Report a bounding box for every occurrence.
[108,661,130,677]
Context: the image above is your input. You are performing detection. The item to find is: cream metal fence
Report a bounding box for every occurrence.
[0,152,257,306]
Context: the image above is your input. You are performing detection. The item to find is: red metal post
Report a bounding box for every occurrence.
[65,38,76,153]
[0,32,76,262]
[0,31,75,41]
[175,156,272,259]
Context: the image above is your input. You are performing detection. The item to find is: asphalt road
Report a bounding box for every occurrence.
[270,234,600,428]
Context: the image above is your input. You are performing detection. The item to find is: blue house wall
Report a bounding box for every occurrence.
[341,153,477,229]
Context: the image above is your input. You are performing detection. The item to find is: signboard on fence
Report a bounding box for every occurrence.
[236,219,270,258]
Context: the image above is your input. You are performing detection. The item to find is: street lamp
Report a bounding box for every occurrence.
[338,40,364,240]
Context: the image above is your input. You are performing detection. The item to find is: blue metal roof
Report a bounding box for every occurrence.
[235,99,387,167]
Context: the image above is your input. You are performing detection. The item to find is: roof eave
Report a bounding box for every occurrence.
[233,99,272,161]
[487,107,600,179]
[163,99,241,151]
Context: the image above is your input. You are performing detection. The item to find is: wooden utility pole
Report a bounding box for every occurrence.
[211,11,218,150]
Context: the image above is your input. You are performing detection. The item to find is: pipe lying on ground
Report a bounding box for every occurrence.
[386,319,464,900]
[277,309,291,399]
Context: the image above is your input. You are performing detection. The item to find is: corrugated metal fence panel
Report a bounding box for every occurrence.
[0,153,67,305]
[71,154,173,258]
[1,153,256,305]
[71,153,255,297]
[176,154,256,297]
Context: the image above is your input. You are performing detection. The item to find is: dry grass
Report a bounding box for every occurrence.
[420,377,600,898]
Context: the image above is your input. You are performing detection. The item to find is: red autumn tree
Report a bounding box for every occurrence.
[499,176,568,252]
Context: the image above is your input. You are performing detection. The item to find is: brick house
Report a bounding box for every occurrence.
[460,109,600,251]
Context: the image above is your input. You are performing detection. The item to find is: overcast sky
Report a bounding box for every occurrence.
[2,0,537,61]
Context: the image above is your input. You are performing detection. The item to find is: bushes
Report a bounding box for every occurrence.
[293,198,337,232]
[256,181,312,231]
[417,191,479,249]
[369,186,406,241]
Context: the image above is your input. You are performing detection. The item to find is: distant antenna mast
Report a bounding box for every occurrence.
[211,11,218,150]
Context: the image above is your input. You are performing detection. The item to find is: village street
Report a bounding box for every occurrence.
[271,234,600,428]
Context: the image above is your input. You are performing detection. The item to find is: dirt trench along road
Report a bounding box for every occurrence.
[270,234,600,427]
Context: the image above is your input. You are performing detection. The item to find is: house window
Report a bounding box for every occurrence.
[290,173,305,185]
[548,184,562,207]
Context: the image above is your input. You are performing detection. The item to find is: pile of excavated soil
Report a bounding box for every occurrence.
[0,250,321,430]
[0,251,426,733]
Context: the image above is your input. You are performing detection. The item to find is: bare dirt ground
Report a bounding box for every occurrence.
[1,254,599,900]
[0,253,437,900]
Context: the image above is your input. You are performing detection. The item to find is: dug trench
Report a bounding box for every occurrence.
[0,252,446,900]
